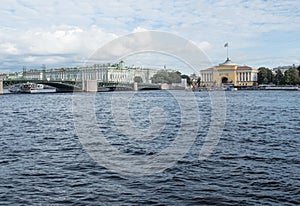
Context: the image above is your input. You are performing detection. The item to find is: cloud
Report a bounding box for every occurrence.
[0,42,20,55]
[132,27,148,33]
[20,25,117,55]
[191,41,212,51]
[0,0,299,71]
[0,25,118,69]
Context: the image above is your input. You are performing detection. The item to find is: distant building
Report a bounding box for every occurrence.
[272,65,293,74]
[6,61,165,84]
[200,58,258,88]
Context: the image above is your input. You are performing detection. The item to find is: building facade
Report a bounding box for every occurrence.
[10,61,160,84]
[200,58,258,88]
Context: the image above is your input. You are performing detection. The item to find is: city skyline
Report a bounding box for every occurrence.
[1,0,299,73]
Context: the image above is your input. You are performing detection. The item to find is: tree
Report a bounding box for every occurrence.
[284,68,300,85]
[133,76,143,83]
[274,69,285,85]
[257,67,273,84]
[151,70,182,84]
[196,77,201,87]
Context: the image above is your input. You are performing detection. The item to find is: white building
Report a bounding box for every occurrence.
[10,61,164,83]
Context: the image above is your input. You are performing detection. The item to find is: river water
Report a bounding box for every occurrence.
[0,90,299,205]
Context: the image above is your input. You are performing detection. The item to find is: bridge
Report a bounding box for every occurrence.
[0,79,161,94]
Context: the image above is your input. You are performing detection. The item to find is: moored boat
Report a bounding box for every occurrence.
[222,83,237,91]
[8,83,56,93]
[259,84,300,91]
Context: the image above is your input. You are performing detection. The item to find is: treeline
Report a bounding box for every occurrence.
[151,70,189,84]
[258,66,300,85]
[150,70,200,85]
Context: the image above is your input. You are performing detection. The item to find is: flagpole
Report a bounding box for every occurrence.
[227,44,228,59]
[224,43,229,60]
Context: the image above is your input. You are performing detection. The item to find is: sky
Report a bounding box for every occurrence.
[0,0,299,74]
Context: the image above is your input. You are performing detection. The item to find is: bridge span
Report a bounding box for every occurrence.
[0,79,161,93]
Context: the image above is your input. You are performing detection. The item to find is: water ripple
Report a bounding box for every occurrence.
[0,91,299,205]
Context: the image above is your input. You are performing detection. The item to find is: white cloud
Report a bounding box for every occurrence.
[132,27,148,33]
[19,25,117,55]
[191,41,212,52]
[0,0,299,71]
[0,25,118,69]
[0,42,20,55]
[23,56,36,63]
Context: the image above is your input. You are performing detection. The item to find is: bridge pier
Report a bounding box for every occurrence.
[0,77,3,95]
[83,80,98,92]
[133,82,138,91]
[161,83,170,90]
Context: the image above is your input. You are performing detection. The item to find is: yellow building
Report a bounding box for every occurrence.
[200,58,258,88]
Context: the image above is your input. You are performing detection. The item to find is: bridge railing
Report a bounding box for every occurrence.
[3,79,161,92]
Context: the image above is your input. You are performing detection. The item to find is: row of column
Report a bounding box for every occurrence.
[202,73,213,82]
[202,72,253,82]
[238,72,252,82]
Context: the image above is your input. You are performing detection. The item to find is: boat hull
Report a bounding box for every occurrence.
[8,83,56,94]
